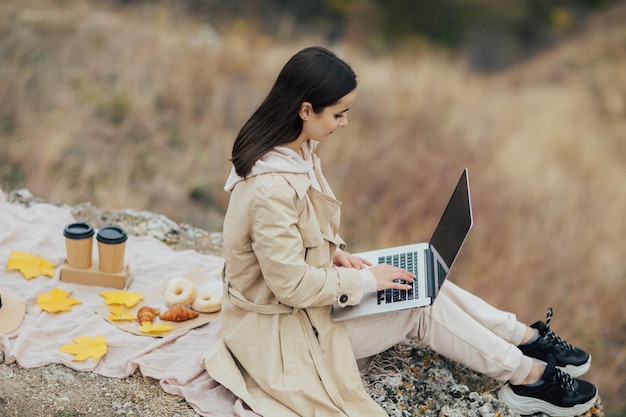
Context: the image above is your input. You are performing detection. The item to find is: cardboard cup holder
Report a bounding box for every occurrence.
[60,260,132,289]
[60,223,132,289]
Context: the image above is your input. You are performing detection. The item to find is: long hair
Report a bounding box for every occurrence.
[231,46,357,177]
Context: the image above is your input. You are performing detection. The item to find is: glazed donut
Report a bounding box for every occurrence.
[164,277,197,307]
[191,290,222,313]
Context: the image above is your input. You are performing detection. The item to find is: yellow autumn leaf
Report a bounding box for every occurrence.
[37,288,82,313]
[108,306,135,322]
[59,335,107,362]
[139,321,174,335]
[6,250,56,279]
[100,290,144,308]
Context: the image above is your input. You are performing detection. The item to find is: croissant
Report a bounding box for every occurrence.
[159,304,199,322]
[137,306,160,324]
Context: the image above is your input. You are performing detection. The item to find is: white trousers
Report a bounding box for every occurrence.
[344,280,534,385]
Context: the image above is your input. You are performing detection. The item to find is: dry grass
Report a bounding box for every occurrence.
[1,0,625,413]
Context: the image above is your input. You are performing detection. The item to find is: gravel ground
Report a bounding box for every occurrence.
[1,190,605,417]
[0,359,199,417]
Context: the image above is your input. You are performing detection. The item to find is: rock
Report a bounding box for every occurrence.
[5,189,604,417]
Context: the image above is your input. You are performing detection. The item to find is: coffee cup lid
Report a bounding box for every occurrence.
[0,289,26,334]
[63,222,95,239]
[96,226,128,244]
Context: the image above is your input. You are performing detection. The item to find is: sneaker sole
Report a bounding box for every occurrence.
[498,384,597,416]
[533,355,591,378]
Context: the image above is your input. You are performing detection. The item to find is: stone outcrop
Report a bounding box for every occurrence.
[7,189,604,417]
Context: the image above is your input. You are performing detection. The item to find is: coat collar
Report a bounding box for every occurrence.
[280,173,311,200]
[308,187,341,232]
[279,173,341,232]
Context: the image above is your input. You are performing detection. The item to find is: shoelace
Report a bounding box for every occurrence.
[553,367,575,392]
[543,307,574,350]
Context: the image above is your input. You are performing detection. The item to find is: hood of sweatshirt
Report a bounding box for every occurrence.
[224,140,315,192]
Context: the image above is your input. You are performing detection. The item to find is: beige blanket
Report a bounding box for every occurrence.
[0,190,243,416]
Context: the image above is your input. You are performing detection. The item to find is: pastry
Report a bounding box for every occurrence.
[137,305,160,324]
[191,290,222,313]
[164,277,197,307]
[159,304,199,322]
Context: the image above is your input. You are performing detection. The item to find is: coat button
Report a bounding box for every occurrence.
[339,294,348,304]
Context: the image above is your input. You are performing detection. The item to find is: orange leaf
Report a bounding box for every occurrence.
[37,288,82,313]
[100,290,144,308]
[6,250,56,279]
[107,306,135,322]
[59,335,107,362]
[139,321,174,335]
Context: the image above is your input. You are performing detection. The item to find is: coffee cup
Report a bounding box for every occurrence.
[96,225,128,273]
[63,222,95,269]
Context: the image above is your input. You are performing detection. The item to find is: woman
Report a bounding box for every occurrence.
[203,46,597,417]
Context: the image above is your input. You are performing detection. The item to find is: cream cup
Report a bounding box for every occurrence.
[96,225,128,273]
[63,222,95,269]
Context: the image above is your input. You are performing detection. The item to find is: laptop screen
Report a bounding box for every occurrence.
[429,169,473,269]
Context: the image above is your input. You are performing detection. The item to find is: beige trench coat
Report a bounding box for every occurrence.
[203,153,388,417]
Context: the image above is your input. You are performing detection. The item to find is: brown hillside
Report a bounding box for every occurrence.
[1,0,625,413]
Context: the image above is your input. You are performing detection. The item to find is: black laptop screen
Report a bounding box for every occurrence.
[429,169,473,268]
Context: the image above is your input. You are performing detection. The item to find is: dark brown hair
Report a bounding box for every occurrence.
[231,46,357,177]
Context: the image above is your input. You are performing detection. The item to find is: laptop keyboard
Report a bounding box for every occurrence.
[437,260,447,287]
[376,251,419,305]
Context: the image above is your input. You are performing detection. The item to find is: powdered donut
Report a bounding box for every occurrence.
[191,290,222,313]
[164,277,197,307]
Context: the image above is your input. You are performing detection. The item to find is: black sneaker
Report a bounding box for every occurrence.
[498,355,597,416]
[519,307,591,377]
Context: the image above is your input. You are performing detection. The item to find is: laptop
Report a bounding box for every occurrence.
[332,168,473,321]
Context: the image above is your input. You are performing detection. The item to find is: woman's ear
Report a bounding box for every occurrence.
[299,102,313,121]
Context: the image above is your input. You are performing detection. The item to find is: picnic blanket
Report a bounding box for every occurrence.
[0,189,254,416]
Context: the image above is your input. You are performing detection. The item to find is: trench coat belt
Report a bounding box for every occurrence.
[227,287,295,315]
[226,285,348,411]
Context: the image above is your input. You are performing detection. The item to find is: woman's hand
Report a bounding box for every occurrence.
[369,263,415,292]
[333,251,372,270]
[333,251,415,292]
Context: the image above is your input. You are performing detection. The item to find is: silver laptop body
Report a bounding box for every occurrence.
[332,168,473,321]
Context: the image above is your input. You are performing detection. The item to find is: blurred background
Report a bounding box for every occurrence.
[1,0,625,414]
